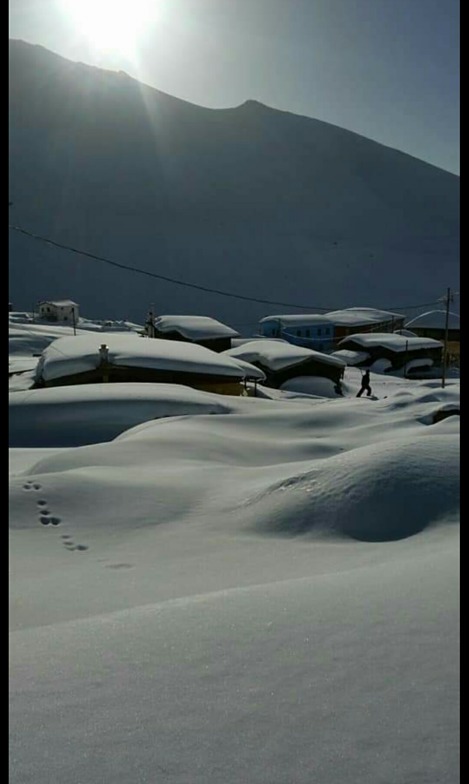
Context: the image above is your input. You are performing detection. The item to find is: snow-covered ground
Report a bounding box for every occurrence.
[9,319,460,784]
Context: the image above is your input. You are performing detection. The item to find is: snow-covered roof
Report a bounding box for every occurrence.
[39,300,79,307]
[393,329,418,337]
[259,314,331,326]
[9,321,99,358]
[231,337,289,346]
[331,349,370,365]
[338,332,443,353]
[36,333,249,382]
[227,357,266,381]
[326,307,404,326]
[225,340,345,372]
[405,310,460,330]
[405,358,434,371]
[153,315,239,340]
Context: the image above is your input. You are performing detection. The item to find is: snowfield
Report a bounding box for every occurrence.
[9,319,460,784]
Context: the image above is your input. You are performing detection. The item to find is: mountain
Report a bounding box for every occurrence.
[9,40,459,331]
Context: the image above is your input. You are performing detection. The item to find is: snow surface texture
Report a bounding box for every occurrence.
[9,323,460,783]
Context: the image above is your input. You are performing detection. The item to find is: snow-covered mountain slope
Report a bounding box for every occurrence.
[9,40,459,332]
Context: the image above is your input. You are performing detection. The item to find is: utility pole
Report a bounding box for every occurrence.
[99,344,110,383]
[72,307,77,336]
[441,287,452,389]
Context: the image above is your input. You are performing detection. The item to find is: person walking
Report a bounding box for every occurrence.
[356,369,372,397]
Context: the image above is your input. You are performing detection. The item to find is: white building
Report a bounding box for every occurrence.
[38,300,79,323]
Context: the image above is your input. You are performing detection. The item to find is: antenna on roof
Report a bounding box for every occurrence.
[145,304,156,338]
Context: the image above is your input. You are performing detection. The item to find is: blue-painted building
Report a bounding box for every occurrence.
[258,314,334,352]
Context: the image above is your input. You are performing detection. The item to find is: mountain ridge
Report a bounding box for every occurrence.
[9,40,459,329]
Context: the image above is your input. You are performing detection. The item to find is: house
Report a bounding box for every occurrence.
[148,315,240,353]
[258,314,334,352]
[38,300,79,323]
[32,332,264,395]
[224,340,346,391]
[325,307,405,339]
[334,332,443,373]
[405,311,460,365]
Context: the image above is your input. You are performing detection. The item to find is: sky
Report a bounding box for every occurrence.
[9,313,460,783]
[9,0,460,175]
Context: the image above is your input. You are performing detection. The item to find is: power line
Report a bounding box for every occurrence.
[9,223,442,313]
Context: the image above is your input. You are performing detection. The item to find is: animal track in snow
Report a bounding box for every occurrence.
[22,480,42,491]
[21,481,90,551]
[39,515,61,526]
[63,541,88,551]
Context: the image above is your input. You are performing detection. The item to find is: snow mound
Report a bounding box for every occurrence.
[9,383,234,447]
[9,384,459,543]
[248,436,459,541]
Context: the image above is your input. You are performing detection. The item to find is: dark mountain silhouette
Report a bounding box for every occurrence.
[9,40,459,330]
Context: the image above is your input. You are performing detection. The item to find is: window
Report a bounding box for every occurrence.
[317,328,322,336]
[306,329,310,337]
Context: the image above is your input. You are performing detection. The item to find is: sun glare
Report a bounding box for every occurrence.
[59,0,159,55]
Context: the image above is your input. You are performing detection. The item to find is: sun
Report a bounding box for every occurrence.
[59,0,159,55]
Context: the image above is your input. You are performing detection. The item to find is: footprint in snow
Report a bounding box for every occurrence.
[23,483,90,551]
[22,481,42,491]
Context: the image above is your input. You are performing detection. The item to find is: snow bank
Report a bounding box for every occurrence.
[10,384,459,544]
[280,376,341,398]
[9,383,235,447]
